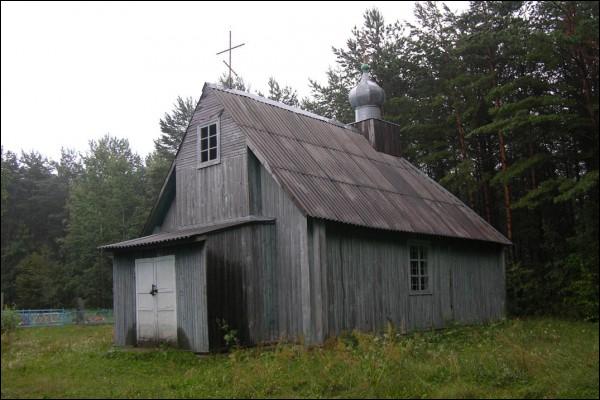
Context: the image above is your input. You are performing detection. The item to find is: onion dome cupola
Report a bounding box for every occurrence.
[348,64,385,122]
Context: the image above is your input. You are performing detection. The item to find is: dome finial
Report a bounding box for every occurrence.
[348,64,385,122]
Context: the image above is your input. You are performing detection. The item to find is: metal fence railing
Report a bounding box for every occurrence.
[5,308,114,328]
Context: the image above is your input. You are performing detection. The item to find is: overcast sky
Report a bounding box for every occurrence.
[1,1,468,161]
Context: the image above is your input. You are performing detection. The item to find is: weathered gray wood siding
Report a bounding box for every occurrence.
[317,222,505,340]
[205,223,276,350]
[320,223,409,337]
[174,89,249,229]
[112,245,210,351]
[253,159,307,341]
[306,219,327,343]
[160,200,178,232]
[175,244,209,353]
[113,254,136,346]
[443,243,506,324]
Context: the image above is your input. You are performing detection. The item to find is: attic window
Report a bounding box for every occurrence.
[409,244,429,293]
[197,121,220,167]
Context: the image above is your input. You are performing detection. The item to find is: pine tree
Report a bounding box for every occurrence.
[262,77,300,107]
[64,135,147,307]
[146,96,197,205]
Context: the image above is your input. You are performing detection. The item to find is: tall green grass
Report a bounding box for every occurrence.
[1,318,598,398]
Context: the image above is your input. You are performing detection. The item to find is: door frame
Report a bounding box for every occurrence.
[134,255,177,344]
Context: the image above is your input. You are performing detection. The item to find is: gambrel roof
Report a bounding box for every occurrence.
[208,84,510,245]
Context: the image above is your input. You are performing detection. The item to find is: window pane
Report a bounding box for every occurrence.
[420,246,427,259]
[420,261,427,276]
[209,124,217,136]
[410,246,418,260]
[209,148,217,160]
[209,136,217,148]
[411,277,419,291]
[421,277,428,291]
[200,138,208,151]
[200,150,208,163]
[411,261,418,276]
[201,127,208,139]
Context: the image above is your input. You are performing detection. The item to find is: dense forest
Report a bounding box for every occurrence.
[1,1,598,319]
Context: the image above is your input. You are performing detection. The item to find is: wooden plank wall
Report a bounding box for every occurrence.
[307,219,327,343]
[205,223,276,350]
[160,199,178,232]
[320,222,505,339]
[350,118,403,157]
[445,243,506,324]
[256,160,307,341]
[322,223,409,337]
[171,89,249,230]
[113,254,137,346]
[112,245,211,352]
[175,244,209,353]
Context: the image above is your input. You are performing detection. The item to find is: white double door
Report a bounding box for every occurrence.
[135,255,177,343]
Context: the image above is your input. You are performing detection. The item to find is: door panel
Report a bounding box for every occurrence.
[155,255,177,341]
[135,260,155,294]
[155,256,176,291]
[135,255,177,344]
[157,309,178,341]
[135,259,157,342]
[137,310,156,341]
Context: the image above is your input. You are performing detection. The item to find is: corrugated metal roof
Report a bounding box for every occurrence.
[210,84,511,245]
[99,216,275,250]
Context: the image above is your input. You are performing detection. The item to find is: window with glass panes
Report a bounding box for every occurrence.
[198,122,219,165]
[409,245,429,292]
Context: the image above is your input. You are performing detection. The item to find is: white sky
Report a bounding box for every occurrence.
[1,1,467,161]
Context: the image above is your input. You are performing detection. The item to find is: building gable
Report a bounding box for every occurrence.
[144,85,253,234]
[210,85,510,245]
[143,83,509,245]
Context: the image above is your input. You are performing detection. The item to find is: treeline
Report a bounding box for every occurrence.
[0,102,191,308]
[1,91,204,308]
[1,1,598,319]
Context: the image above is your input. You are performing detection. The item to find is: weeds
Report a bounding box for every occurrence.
[1,307,21,333]
[1,318,598,399]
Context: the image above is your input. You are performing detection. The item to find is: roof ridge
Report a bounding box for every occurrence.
[206,83,353,131]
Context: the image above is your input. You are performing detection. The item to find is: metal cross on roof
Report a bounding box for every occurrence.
[216,30,245,89]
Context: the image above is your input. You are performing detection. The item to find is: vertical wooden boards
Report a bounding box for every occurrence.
[204,223,276,350]
[113,254,136,346]
[258,163,307,341]
[434,244,454,326]
[307,219,327,344]
[113,246,209,352]
[247,151,263,215]
[160,200,178,232]
[322,223,505,338]
[446,241,504,324]
[175,245,209,353]
[408,295,434,331]
[348,118,403,157]
[176,154,249,228]
[174,89,249,229]
[324,224,411,337]
[135,258,158,343]
[176,89,247,170]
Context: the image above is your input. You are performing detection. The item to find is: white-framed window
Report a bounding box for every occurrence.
[409,243,430,293]
[197,119,220,167]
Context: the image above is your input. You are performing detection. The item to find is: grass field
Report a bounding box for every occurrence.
[1,318,598,399]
